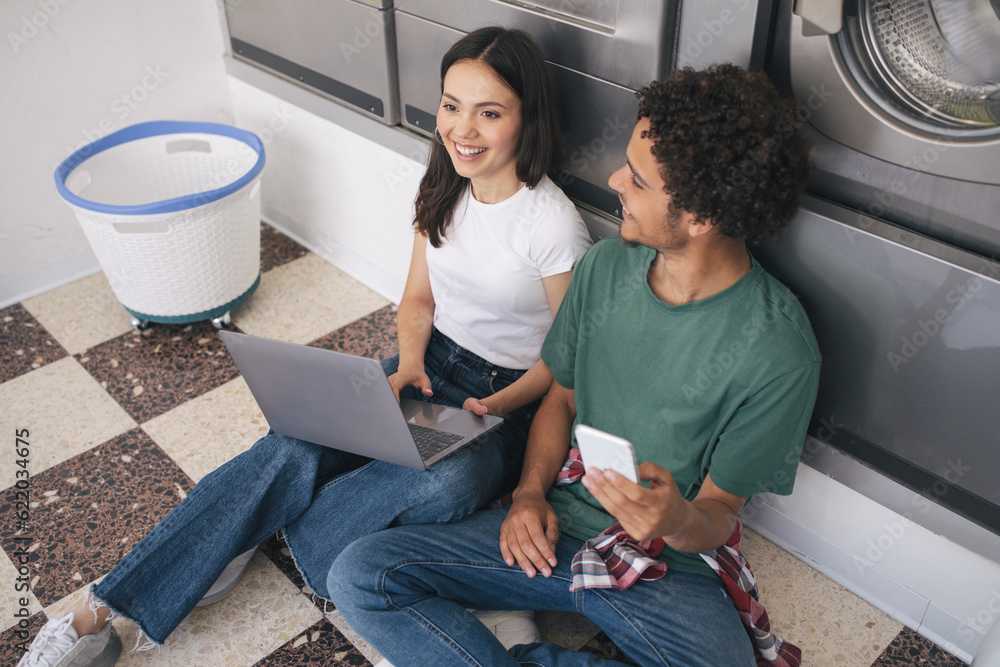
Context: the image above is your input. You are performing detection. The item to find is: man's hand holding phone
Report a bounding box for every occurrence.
[582,460,689,542]
[576,424,688,542]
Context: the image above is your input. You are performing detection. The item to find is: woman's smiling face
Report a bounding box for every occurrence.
[436,59,523,199]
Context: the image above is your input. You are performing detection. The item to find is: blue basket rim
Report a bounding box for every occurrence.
[53,120,266,216]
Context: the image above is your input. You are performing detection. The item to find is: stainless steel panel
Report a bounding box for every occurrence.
[801,123,1000,261]
[549,64,636,217]
[394,11,462,134]
[394,11,636,217]
[755,195,1000,527]
[674,0,772,69]
[506,0,618,29]
[226,0,399,124]
[394,0,677,88]
[578,206,621,243]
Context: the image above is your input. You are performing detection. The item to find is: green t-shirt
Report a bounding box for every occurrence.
[542,239,821,576]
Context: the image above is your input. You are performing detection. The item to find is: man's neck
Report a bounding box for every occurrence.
[647,240,752,307]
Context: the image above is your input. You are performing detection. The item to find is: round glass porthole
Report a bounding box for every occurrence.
[839,0,1000,137]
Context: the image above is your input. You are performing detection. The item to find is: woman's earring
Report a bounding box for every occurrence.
[434,127,445,145]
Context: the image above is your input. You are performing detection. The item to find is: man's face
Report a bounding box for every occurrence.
[608,118,686,252]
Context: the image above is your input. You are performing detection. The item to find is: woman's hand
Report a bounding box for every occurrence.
[387,368,433,402]
[463,396,491,416]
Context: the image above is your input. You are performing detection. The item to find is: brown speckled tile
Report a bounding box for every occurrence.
[578,631,633,663]
[309,305,398,360]
[261,222,309,273]
[0,428,194,607]
[872,627,967,666]
[536,610,601,652]
[253,617,372,666]
[259,533,303,590]
[0,610,47,665]
[76,321,240,424]
[0,304,68,383]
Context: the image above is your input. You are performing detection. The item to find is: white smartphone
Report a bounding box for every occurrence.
[574,424,640,484]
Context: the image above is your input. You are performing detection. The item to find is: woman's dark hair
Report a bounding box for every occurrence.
[636,64,813,244]
[414,27,561,247]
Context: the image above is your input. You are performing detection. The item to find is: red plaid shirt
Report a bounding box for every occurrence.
[557,448,801,667]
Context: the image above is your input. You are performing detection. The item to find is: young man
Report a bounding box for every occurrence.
[329,64,821,666]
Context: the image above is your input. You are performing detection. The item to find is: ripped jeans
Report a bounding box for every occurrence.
[90,328,535,644]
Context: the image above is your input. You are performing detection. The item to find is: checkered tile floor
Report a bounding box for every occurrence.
[1,224,965,666]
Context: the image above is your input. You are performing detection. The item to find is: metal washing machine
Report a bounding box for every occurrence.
[757,0,1000,580]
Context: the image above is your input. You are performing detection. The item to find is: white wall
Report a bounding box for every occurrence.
[228,77,420,303]
[0,0,234,306]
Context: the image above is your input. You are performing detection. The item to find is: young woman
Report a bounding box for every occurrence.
[18,27,592,666]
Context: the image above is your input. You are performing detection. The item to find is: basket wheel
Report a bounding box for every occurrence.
[129,316,151,332]
[211,311,232,330]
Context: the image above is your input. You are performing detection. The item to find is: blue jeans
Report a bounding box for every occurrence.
[328,509,756,667]
[91,329,535,644]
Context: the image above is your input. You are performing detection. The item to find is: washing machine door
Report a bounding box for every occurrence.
[791,0,1000,185]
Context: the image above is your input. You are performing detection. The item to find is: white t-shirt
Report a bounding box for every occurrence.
[427,175,593,370]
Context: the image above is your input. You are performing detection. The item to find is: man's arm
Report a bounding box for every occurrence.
[583,467,746,554]
[581,366,821,554]
[498,378,575,578]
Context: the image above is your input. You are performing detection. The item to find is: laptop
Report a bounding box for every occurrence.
[218,330,504,470]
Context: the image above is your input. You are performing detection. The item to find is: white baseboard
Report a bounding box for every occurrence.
[0,249,102,309]
[743,462,999,664]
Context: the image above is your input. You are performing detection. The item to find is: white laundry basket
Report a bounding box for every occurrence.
[54,121,265,327]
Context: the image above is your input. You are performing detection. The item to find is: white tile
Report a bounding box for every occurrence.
[231,253,388,344]
[739,527,905,666]
[326,609,382,665]
[142,376,268,483]
[22,272,133,355]
[45,553,323,666]
[0,357,136,489]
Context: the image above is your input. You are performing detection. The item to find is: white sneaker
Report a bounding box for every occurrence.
[197,547,257,607]
[16,613,121,667]
[371,609,541,666]
[471,609,542,650]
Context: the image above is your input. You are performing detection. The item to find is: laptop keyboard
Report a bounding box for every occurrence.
[408,423,464,461]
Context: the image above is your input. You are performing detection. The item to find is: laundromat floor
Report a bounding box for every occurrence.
[1,223,965,667]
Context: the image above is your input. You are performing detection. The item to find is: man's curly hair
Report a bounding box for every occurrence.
[636,64,812,244]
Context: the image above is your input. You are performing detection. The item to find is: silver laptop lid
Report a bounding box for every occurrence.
[219,330,503,470]
[221,330,427,469]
